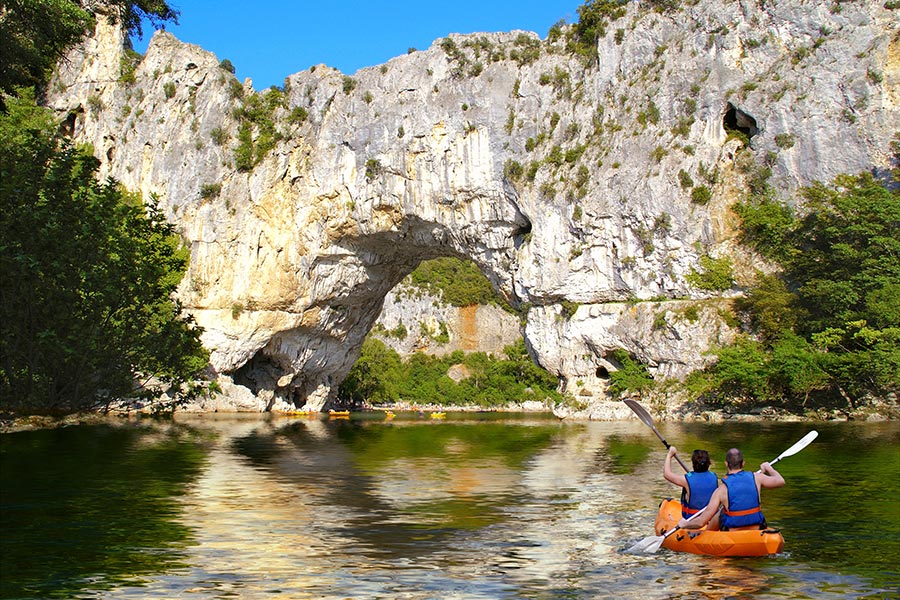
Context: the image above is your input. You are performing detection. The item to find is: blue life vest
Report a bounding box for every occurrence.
[681,470,719,518]
[721,470,765,529]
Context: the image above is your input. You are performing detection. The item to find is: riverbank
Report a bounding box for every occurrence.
[2,396,897,434]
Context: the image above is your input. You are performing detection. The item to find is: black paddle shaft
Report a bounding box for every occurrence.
[624,399,690,472]
[653,430,690,473]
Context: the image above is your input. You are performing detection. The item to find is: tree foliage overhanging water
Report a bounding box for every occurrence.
[0,1,211,416]
[0,91,210,414]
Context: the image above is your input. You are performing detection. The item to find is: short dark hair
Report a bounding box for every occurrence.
[725,448,744,470]
[692,449,711,472]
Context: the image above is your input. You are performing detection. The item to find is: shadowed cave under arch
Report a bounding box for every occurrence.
[231,211,536,411]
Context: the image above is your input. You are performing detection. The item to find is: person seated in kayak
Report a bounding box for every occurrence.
[663,446,718,520]
[678,447,785,531]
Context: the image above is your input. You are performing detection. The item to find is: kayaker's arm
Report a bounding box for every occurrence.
[677,506,711,529]
[663,446,687,487]
[757,461,785,489]
[677,487,723,529]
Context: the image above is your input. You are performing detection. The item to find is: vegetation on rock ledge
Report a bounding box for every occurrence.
[403,257,510,309]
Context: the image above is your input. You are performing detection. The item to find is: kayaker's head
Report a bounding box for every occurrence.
[691,449,711,472]
[725,448,744,471]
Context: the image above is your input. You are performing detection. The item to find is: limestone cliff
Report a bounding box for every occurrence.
[47,1,899,415]
[372,285,522,358]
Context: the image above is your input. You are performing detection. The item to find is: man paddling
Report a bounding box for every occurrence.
[663,446,718,520]
[677,447,785,531]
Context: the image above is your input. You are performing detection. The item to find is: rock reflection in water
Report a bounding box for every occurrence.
[60,415,898,600]
[144,415,662,598]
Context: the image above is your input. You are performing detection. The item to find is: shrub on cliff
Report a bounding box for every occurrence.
[568,1,627,59]
[406,257,508,309]
[607,349,654,399]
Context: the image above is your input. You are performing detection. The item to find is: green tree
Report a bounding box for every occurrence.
[0,91,208,414]
[337,336,563,407]
[735,273,798,343]
[767,333,829,400]
[503,339,561,392]
[338,338,403,404]
[0,0,179,95]
[701,336,770,405]
[786,175,900,335]
[732,193,794,259]
[710,173,900,409]
[607,349,654,398]
[0,0,93,95]
[108,0,179,38]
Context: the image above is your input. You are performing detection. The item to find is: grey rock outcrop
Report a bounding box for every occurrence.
[47,1,899,414]
[372,286,522,357]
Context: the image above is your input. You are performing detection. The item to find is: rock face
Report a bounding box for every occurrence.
[47,2,899,413]
[372,286,522,358]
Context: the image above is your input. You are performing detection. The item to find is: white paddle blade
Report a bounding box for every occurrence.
[627,535,665,554]
[773,430,819,462]
[643,537,665,553]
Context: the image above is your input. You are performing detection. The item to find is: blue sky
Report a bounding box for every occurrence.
[131,1,582,90]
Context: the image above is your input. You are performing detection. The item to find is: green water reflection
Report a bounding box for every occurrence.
[0,421,209,598]
[1,414,898,599]
[334,419,560,470]
[601,434,652,474]
[230,419,567,553]
[648,420,900,592]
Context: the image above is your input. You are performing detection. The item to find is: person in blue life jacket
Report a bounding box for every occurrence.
[663,446,719,519]
[677,447,785,531]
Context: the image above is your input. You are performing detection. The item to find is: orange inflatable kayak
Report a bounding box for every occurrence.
[654,498,785,557]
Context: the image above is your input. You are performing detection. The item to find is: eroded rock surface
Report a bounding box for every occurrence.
[48,1,899,413]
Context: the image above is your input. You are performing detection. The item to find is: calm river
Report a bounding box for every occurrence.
[1,413,898,599]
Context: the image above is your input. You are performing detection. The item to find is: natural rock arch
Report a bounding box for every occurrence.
[46,3,897,415]
[228,208,532,411]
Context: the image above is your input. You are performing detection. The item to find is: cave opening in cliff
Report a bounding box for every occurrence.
[60,108,83,138]
[723,102,758,140]
[233,351,285,407]
[596,366,610,379]
[513,218,533,249]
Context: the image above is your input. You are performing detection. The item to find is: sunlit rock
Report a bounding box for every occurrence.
[47,1,899,413]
